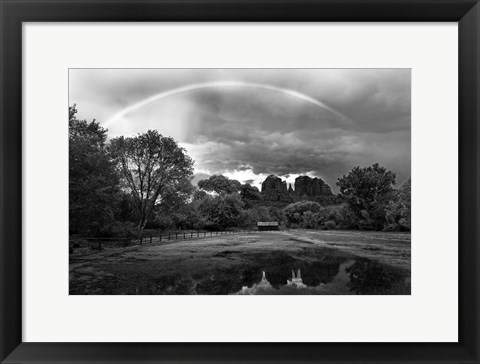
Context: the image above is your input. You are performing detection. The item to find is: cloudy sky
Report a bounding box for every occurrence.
[69,69,411,192]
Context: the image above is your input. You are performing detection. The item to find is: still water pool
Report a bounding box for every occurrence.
[193,253,410,295]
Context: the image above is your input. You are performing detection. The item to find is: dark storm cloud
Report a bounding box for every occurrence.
[70,69,411,190]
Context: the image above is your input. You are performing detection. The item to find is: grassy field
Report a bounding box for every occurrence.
[69,230,411,295]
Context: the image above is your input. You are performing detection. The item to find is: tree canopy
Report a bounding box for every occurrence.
[336,163,396,229]
[69,105,120,235]
[110,130,194,238]
[198,175,242,195]
[384,178,411,231]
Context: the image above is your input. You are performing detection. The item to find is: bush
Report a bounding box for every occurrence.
[323,220,337,230]
[239,206,272,228]
[301,211,319,229]
[284,201,349,230]
[284,201,322,227]
[97,221,136,238]
[198,193,245,229]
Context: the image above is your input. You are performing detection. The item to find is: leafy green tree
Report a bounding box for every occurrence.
[192,188,208,201]
[110,130,194,239]
[155,176,195,215]
[198,193,245,229]
[69,105,120,235]
[150,177,195,230]
[267,206,284,224]
[198,175,241,195]
[240,183,261,207]
[302,211,319,229]
[336,163,396,230]
[284,201,322,227]
[240,206,272,227]
[384,178,411,231]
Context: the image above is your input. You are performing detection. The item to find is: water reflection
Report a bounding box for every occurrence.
[231,258,409,295]
[154,251,410,295]
[345,258,409,294]
[236,261,354,295]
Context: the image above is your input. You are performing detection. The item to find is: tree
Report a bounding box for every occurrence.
[150,176,195,230]
[240,206,272,227]
[284,201,322,227]
[345,258,408,294]
[110,130,194,239]
[198,193,245,229]
[69,105,120,235]
[239,183,261,207]
[336,163,396,230]
[155,176,195,215]
[384,178,411,231]
[198,175,241,195]
[192,188,208,201]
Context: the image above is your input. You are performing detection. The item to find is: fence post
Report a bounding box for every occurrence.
[184,232,186,239]
[159,234,162,242]
[150,235,152,244]
[191,232,193,238]
[197,231,199,238]
[98,238,102,250]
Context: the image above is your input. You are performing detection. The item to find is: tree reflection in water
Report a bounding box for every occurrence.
[152,250,410,295]
[346,258,410,295]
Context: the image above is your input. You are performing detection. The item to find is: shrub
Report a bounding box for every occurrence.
[98,221,135,238]
[284,201,322,227]
[301,211,319,229]
[153,215,175,231]
[198,193,245,229]
[324,220,337,230]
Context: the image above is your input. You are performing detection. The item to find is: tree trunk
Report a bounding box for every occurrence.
[137,219,146,244]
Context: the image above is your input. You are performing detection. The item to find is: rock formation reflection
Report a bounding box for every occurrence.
[233,258,409,295]
[161,250,410,295]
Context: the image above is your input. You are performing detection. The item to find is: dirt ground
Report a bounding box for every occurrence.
[69,230,411,295]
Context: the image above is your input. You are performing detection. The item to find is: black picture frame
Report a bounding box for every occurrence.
[1,0,479,363]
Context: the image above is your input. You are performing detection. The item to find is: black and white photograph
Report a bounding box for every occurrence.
[69,68,411,295]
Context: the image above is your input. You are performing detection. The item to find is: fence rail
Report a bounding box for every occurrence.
[70,228,266,251]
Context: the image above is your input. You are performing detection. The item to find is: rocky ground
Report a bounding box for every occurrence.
[69,230,411,295]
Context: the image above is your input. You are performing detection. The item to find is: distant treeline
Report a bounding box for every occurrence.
[69,105,411,238]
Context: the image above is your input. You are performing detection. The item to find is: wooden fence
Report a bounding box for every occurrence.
[70,229,259,251]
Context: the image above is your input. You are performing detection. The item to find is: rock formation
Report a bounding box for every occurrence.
[261,174,288,201]
[260,174,334,202]
[294,176,333,197]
